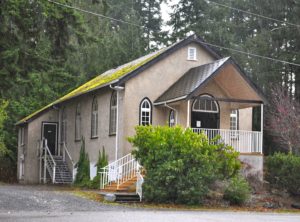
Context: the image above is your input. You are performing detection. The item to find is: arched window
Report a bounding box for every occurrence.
[91,97,98,138]
[192,94,219,113]
[140,98,152,126]
[109,91,117,135]
[75,103,81,141]
[169,110,176,127]
[61,108,67,143]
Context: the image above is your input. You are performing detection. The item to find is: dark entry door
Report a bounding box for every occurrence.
[42,123,57,155]
[191,112,219,129]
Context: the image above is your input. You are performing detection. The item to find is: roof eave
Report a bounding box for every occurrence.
[153,95,188,106]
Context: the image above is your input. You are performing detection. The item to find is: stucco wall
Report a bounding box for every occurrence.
[23,109,58,183]
[61,87,119,172]
[122,43,216,153]
[239,108,253,131]
[20,86,123,183]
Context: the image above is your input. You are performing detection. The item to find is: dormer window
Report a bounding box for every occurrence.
[187,47,197,60]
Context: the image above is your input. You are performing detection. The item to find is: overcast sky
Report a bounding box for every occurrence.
[161,0,180,31]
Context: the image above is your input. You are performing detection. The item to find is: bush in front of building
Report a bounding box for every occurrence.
[128,125,242,205]
[90,147,108,189]
[265,152,300,195]
[223,175,251,205]
[74,137,91,187]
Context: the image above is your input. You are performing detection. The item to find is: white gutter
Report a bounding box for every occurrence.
[110,85,125,161]
[153,95,187,106]
[164,103,178,125]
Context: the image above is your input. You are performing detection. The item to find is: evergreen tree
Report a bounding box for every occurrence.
[74,137,90,187]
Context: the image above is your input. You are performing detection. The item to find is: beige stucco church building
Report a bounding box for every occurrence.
[16,34,266,185]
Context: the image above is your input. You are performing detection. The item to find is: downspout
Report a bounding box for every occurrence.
[110,85,124,161]
[164,103,178,125]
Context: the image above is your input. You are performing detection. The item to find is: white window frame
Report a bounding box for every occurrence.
[230,109,239,138]
[192,95,219,113]
[187,47,197,60]
[109,92,117,135]
[91,97,98,138]
[140,98,152,126]
[169,110,176,127]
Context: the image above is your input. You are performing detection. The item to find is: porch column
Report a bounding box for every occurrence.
[186,100,190,128]
[115,90,119,161]
[260,103,264,154]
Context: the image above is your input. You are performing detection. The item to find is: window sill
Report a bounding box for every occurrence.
[75,139,81,143]
[109,133,116,137]
[90,136,98,140]
[187,59,198,61]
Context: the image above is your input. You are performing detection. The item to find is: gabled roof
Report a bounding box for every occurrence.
[16,34,221,125]
[154,57,266,105]
[154,57,230,104]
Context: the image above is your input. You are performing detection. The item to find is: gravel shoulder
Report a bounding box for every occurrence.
[0,184,128,212]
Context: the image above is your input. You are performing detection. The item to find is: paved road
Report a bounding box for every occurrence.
[0,184,300,222]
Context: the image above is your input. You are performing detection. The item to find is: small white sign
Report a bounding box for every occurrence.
[196,121,201,128]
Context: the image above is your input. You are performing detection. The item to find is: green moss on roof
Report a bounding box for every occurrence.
[17,51,162,125]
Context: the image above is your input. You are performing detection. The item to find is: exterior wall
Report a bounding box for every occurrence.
[123,43,215,153]
[23,109,58,183]
[17,126,28,182]
[239,154,263,181]
[61,87,118,178]
[19,87,123,183]
[239,108,253,131]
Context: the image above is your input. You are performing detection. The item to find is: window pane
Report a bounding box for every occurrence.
[91,98,98,137]
[140,99,151,125]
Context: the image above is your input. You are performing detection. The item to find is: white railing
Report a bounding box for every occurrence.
[100,153,141,190]
[192,128,262,153]
[43,139,56,183]
[62,142,75,181]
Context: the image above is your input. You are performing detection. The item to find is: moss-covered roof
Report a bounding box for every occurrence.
[17,49,165,125]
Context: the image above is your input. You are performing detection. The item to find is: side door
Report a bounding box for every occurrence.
[42,122,58,155]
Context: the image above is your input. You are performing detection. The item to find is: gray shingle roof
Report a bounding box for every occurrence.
[154,57,230,104]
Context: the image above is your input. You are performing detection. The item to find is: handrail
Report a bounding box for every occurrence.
[44,139,56,183]
[63,142,75,181]
[102,153,132,171]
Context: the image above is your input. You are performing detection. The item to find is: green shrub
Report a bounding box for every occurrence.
[265,153,300,195]
[223,175,251,205]
[90,147,108,189]
[74,137,90,187]
[128,125,241,205]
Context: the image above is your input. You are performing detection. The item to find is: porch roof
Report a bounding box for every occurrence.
[154,57,266,105]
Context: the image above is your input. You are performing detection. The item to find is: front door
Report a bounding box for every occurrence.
[191,95,220,129]
[42,122,58,155]
[191,112,219,129]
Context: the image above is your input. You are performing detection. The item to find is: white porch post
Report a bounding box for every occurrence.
[115,90,119,161]
[260,103,264,153]
[187,100,190,128]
